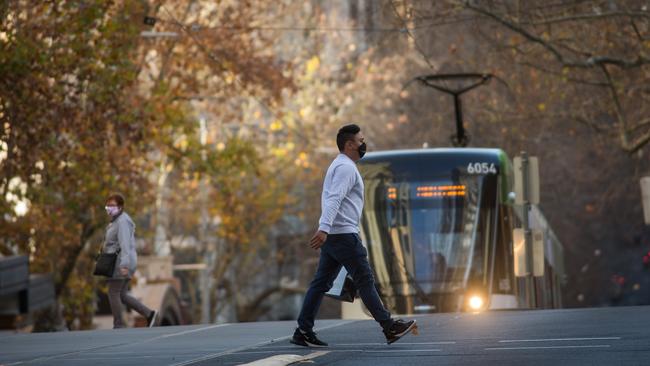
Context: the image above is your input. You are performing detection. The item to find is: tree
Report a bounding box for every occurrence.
[0,0,295,329]
[128,0,302,323]
[0,1,171,329]
[392,0,650,153]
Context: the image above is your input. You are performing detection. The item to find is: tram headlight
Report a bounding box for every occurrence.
[468,295,484,311]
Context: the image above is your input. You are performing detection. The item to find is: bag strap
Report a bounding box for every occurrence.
[95,227,121,259]
[97,233,121,256]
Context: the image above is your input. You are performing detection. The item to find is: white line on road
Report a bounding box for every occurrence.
[498,337,621,343]
[150,324,231,340]
[240,351,329,366]
[5,324,233,365]
[4,343,132,366]
[168,320,356,366]
[372,349,442,353]
[238,349,442,355]
[52,356,169,361]
[336,341,456,346]
[255,341,455,349]
[486,345,612,351]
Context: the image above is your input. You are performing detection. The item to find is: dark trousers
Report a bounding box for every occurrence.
[107,278,152,329]
[297,233,392,331]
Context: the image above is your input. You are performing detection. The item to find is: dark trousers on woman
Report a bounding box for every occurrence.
[107,278,153,329]
[297,233,393,331]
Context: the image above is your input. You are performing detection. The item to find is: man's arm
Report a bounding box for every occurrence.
[318,164,356,233]
[312,164,356,249]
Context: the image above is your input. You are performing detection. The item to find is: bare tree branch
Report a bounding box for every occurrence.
[630,19,646,43]
[569,115,610,134]
[631,118,650,133]
[528,11,650,26]
[459,1,650,70]
[389,0,437,71]
[626,130,650,154]
[156,1,196,84]
[460,1,572,64]
[598,64,630,147]
[519,62,609,87]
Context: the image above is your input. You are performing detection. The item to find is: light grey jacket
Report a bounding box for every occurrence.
[318,154,364,234]
[103,211,137,278]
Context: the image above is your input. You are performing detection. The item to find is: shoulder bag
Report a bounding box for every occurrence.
[93,247,120,277]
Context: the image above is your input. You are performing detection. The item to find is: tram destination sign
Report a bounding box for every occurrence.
[387,185,467,200]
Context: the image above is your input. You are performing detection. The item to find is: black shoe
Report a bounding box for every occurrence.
[384,319,417,344]
[147,310,157,328]
[290,328,328,348]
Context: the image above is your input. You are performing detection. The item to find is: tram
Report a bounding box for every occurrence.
[332,148,565,315]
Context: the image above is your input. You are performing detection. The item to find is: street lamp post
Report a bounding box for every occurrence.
[198,116,214,324]
[642,177,650,225]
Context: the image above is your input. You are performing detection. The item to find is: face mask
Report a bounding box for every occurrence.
[358,142,367,159]
[105,206,121,217]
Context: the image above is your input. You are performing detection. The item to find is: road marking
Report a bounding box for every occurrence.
[150,324,231,340]
[54,356,169,361]
[486,345,612,351]
[5,324,232,365]
[240,351,328,366]
[237,349,442,355]
[4,342,133,366]
[498,337,621,343]
[256,341,455,349]
[372,349,442,353]
[336,341,456,346]
[235,350,313,355]
[168,320,356,366]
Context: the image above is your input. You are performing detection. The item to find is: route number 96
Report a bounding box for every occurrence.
[467,162,497,175]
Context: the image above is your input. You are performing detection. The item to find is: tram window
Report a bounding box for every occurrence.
[367,174,493,294]
[402,232,411,253]
[385,179,483,288]
[492,206,514,294]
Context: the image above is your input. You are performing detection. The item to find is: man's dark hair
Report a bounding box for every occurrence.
[336,124,361,152]
[106,193,125,207]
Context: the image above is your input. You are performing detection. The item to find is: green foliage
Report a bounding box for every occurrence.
[61,270,96,330]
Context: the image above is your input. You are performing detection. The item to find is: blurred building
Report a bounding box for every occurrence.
[0,255,55,330]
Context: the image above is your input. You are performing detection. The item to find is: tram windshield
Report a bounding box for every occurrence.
[361,164,494,295]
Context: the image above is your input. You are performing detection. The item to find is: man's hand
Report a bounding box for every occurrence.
[309,230,328,250]
[119,267,129,276]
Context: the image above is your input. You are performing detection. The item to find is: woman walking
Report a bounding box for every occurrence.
[103,193,157,328]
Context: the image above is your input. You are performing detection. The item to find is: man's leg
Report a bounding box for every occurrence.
[107,279,126,329]
[335,234,417,344]
[297,246,341,331]
[331,234,392,329]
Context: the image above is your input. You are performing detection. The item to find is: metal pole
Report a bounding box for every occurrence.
[200,181,210,323]
[199,117,211,324]
[453,94,466,146]
[521,151,536,308]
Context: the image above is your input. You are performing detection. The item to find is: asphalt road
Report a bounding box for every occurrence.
[2,306,650,365]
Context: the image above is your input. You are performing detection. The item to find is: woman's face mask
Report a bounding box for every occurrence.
[105,205,121,217]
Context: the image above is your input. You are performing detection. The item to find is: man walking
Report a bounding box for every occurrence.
[291,124,416,347]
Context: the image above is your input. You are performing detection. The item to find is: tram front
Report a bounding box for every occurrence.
[359,149,506,314]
